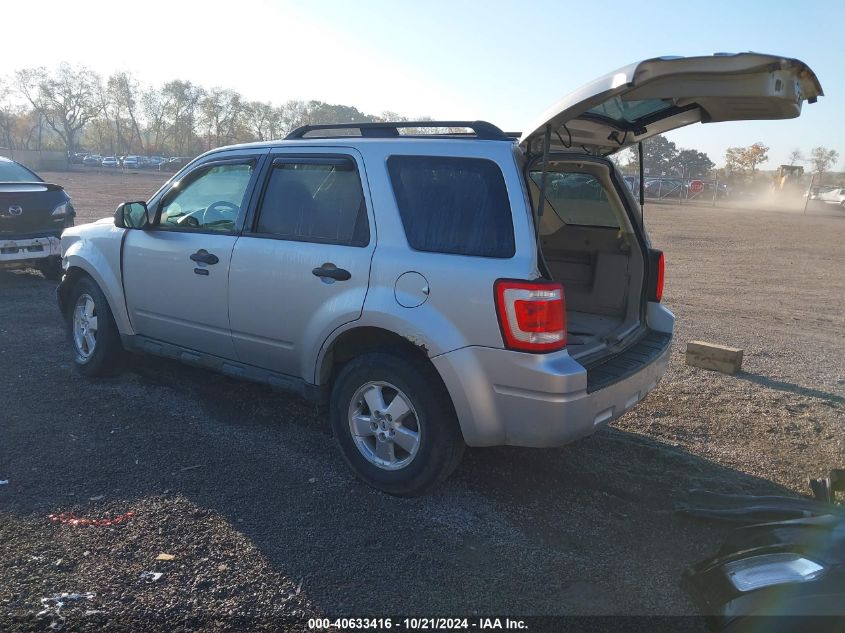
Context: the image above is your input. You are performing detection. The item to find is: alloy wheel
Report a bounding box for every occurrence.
[72,293,98,360]
[347,381,421,470]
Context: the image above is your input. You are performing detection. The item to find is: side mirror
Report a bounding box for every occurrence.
[114,201,151,229]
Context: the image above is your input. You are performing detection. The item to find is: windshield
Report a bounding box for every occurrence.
[0,159,41,182]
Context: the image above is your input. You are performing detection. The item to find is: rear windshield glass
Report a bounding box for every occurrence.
[0,160,40,182]
[387,156,515,258]
[530,171,620,228]
[587,97,674,123]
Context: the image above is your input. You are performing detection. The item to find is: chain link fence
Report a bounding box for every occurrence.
[624,176,728,205]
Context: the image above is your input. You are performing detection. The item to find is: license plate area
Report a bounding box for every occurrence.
[1,243,44,255]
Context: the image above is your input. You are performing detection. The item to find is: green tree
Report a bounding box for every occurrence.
[676,149,714,179]
[305,101,373,125]
[621,136,713,179]
[621,135,679,176]
[643,135,679,176]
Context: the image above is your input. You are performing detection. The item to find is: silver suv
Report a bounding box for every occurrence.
[58,53,821,495]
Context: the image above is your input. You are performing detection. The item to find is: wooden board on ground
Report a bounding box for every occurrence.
[686,341,744,375]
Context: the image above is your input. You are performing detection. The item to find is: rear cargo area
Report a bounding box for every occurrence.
[528,158,645,362]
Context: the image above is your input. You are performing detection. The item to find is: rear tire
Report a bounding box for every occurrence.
[330,352,464,496]
[37,256,63,281]
[65,275,124,377]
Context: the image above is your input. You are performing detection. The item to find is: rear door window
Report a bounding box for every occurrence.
[529,171,620,228]
[387,156,515,258]
[252,157,369,246]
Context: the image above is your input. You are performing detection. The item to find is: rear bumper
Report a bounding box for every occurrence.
[0,235,60,265]
[433,316,673,448]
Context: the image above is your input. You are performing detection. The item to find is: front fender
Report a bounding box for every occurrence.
[61,229,133,335]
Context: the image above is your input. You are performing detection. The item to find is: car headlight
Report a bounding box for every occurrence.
[724,553,825,592]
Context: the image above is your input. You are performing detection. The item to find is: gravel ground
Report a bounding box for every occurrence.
[1,171,843,629]
[626,200,845,491]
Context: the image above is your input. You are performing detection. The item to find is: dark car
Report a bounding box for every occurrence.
[82,154,102,167]
[0,156,75,280]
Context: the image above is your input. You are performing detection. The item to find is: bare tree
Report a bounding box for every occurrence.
[15,110,44,150]
[279,100,310,133]
[98,76,122,155]
[161,80,203,156]
[0,78,17,149]
[15,63,102,155]
[245,101,279,141]
[142,86,171,155]
[86,117,114,155]
[109,72,145,155]
[787,149,804,166]
[200,88,246,149]
[1,78,46,151]
[7,62,451,158]
[809,146,839,181]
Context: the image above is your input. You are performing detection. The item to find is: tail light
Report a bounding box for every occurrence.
[494,279,566,352]
[648,249,664,302]
[51,201,71,218]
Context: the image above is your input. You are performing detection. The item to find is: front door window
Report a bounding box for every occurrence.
[159,163,254,232]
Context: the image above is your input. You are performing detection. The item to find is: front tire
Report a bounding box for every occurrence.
[330,352,464,496]
[65,275,124,377]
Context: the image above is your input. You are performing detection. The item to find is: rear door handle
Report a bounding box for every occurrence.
[312,263,351,281]
[190,249,219,265]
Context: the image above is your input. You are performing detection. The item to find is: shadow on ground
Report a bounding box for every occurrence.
[735,371,845,406]
[0,269,799,617]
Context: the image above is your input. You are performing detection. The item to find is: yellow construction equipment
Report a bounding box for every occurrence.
[774,165,804,194]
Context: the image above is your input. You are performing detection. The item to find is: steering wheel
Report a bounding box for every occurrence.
[201,200,240,226]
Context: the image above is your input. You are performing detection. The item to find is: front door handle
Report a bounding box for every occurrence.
[190,249,219,265]
[312,263,351,281]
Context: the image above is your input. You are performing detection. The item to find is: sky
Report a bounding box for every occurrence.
[2,0,843,168]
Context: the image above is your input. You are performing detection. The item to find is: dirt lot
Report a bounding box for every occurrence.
[39,169,169,223]
[1,171,843,629]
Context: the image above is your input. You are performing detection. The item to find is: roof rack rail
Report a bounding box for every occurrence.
[284,120,508,141]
